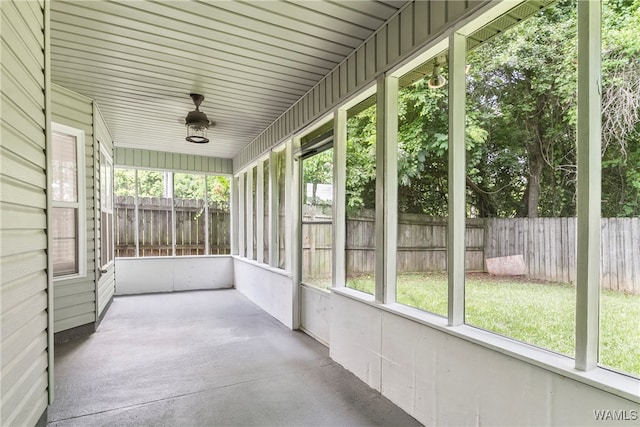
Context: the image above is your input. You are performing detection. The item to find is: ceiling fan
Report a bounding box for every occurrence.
[184,93,213,143]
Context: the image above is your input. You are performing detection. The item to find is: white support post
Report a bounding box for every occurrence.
[333,109,347,288]
[231,175,239,255]
[575,0,601,371]
[288,139,301,328]
[268,151,279,267]
[286,140,298,273]
[448,32,466,326]
[238,173,246,257]
[169,172,176,257]
[256,160,265,264]
[204,174,210,256]
[246,167,254,260]
[134,170,140,257]
[374,75,399,304]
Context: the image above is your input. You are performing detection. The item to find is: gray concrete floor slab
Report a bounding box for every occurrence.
[47,289,422,427]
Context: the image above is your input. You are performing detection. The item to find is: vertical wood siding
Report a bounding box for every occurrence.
[0,1,50,425]
[51,83,96,332]
[233,0,485,170]
[114,147,233,174]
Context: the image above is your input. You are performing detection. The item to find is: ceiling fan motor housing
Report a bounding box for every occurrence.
[185,93,210,143]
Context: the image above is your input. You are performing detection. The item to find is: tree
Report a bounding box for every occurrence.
[302,149,333,208]
[174,173,205,199]
[397,78,450,216]
[346,103,376,215]
[465,0,579,218]
[115,169,135,196]
[206,175,230,206]
[601,0,640,216]
[389,0,639,218]
[137,170,166,197]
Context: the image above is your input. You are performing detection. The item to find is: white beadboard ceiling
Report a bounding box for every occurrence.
[50,0,409,159]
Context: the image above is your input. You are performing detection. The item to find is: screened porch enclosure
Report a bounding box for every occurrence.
[2,1,638,426]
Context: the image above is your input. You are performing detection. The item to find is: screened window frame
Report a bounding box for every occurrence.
[99,145,114,269]
[233,141,291,271]
[113,167,231,258]
[329,0,638,400]
[51,122,87,280]
[229,0,638,399]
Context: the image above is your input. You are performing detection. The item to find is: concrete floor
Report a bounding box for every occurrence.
[47,289,422,426]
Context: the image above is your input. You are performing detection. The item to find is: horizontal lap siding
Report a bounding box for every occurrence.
[97,269,115,315]
[51,83,97,332]
[0,1,49,425]
[95,105,115,316]
[233,0,486,170]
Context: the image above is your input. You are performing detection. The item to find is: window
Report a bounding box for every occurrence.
[52,124,85,278]
[114,168,135,257]
[137,170,172,256]
[100,149,114,267]
[345,97,377,294]
[252,166,257,260]
[599,0,640,378]
[241,173,247,258]
[301,146,334,288]
[277,149,286,269]
[207,175,230,255]
[464,1,577,357]
[394,51,450,315]
[174,173,206,255]
[263,159,269,263]
[113,168,230,257]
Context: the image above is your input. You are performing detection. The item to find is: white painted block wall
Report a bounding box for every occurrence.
[300,285,331,346]
[330,292,639,426]
[115,256,233,295]
[233,258,294,329]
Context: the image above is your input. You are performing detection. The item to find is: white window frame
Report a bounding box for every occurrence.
[99,144,114,269]
[52,122,86,280]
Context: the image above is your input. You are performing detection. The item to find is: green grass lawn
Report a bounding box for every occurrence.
[346,272,640,377]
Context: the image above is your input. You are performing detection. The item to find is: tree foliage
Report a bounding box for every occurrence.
[115,169,229,205]
[343,0,640,218]
[346,104,376,214]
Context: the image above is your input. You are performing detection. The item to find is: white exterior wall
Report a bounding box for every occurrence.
[0,0,50,425]
[115,256,233,295]
[51,83,97,333]
[330,292,639,426]
[233,258,294,329]
[299,285,330,346]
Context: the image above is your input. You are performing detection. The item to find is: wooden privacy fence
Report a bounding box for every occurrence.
[343,213,485,275]
[303,213,639,293]
[303,212,485,279]
[485,217,639,293]
[115,197,637,292]
[115,196,230,257]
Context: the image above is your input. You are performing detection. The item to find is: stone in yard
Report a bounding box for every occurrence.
[485,254,526,276]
